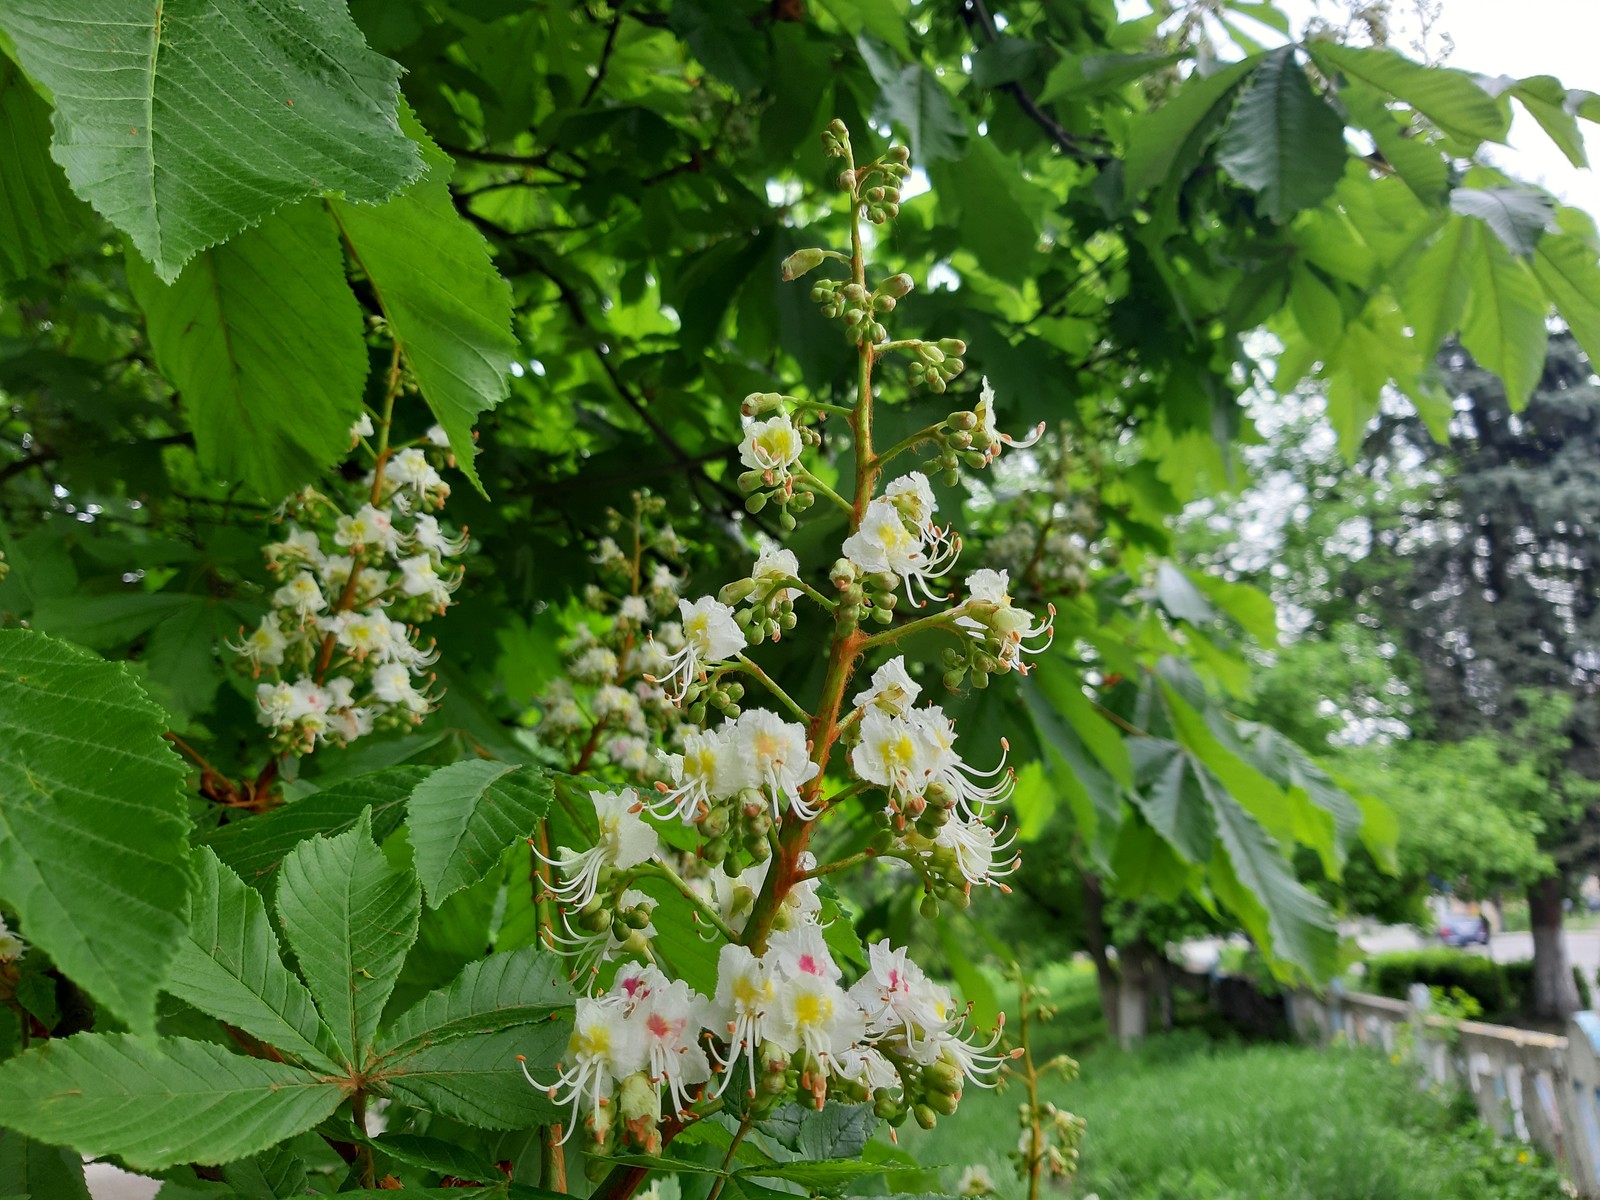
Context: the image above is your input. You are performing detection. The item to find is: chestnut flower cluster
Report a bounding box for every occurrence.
[526,119,1059,1163]
[532,492,695,780]
[228,427,464,754]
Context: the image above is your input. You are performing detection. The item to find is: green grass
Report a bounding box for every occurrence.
[892,1032,1567,1200]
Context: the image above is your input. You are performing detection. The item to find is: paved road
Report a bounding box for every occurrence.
[1182,924,1600,976]
[1354,924,1600,974]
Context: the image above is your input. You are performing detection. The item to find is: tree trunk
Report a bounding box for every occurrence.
[1150,949,1175,1031]
[1529,875,1581,1020]
[1082,872,1119,1040]
[1116,935,1153,1047]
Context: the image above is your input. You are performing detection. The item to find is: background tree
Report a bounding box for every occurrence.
[0,0,1598,1189]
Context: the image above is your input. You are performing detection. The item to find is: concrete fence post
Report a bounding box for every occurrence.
[1563,1013,1600,1196]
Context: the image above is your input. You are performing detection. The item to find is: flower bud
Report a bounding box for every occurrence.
[619,1072,662,1153]
[781,248,828,282]
[880,273,915,298]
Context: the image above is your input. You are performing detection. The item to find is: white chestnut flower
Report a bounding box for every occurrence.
[651,724,739,822]
[0,916,27,964]
[334,503,401,554]
[885,471,938,529]
[750,546,803,604]
[227,617,288,670]
[739,415,804,480]
[954,568,1054,672]
[396,553,459,614]
[934,816,1019,890]
[411,514,469,558]
[371,661,432,714]
[973,377,1044,465]
[842,498,960,605]
[273,571,328,620]
[535,789,659,909]
[651,597,746,703]
[851,655,921,715]
[732,707,820,819]
[386,447,445,496]
[571,646,619,683]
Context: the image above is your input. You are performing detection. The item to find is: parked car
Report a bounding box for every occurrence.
[1438,913,1490,947]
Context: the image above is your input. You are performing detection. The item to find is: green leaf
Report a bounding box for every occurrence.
[1216,48,1348,222]
[0,1129,89,1200]
[1128,739,1217,863]
[1123,58,1255,197]
[0,628,189,1035]
[0,0,421,281]
[934,914,999,1028]
[126,200,368,498]
[739,1159,921,1188]
[0,1034,341,1171]
[815,0,911,58]
[928,138,1049,284]
[327,118,517,494]
[1040,51,1180,103]
[1189,572,1280,648]
[970,37,1050,89]
[859,42,968,164]
[1207,780,1338,979]
[275,810,421,1066]
[1460,223,1549,408]
[1510,76,1589,168]
[1239,722,1362,875]
[1019,676,1123,846]
[408,761,553,907]
[1403,214,1474,355]
[219,1145,312,1200]
[1308,42,1508,147]
[167,847,343,1072]
[1450,187,1553,258]
[377,944,574,1056]
[1533,214,1600,365]
[760,1101,879,1160]
[1153,560,1215,624]
[380,1024,567,1129]
[1338,78,1449,205]
[0,61,93,284]
[201,765,428,889]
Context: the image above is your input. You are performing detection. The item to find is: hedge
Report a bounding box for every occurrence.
[1363,949,1533,1020]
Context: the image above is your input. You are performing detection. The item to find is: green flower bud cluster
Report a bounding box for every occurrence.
[935,640,1004,693]
[1011,1100,1087,1183]
[861,807,974,914]
[693,786,774,870]
[906,338,968,394]
[571,888,654,950]
[827,557,899,627]
[867,1045,970,1132]
[721,578,799,645]
[683,675,743,723]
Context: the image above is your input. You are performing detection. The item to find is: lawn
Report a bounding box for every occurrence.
[893,1028,1567,1200]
